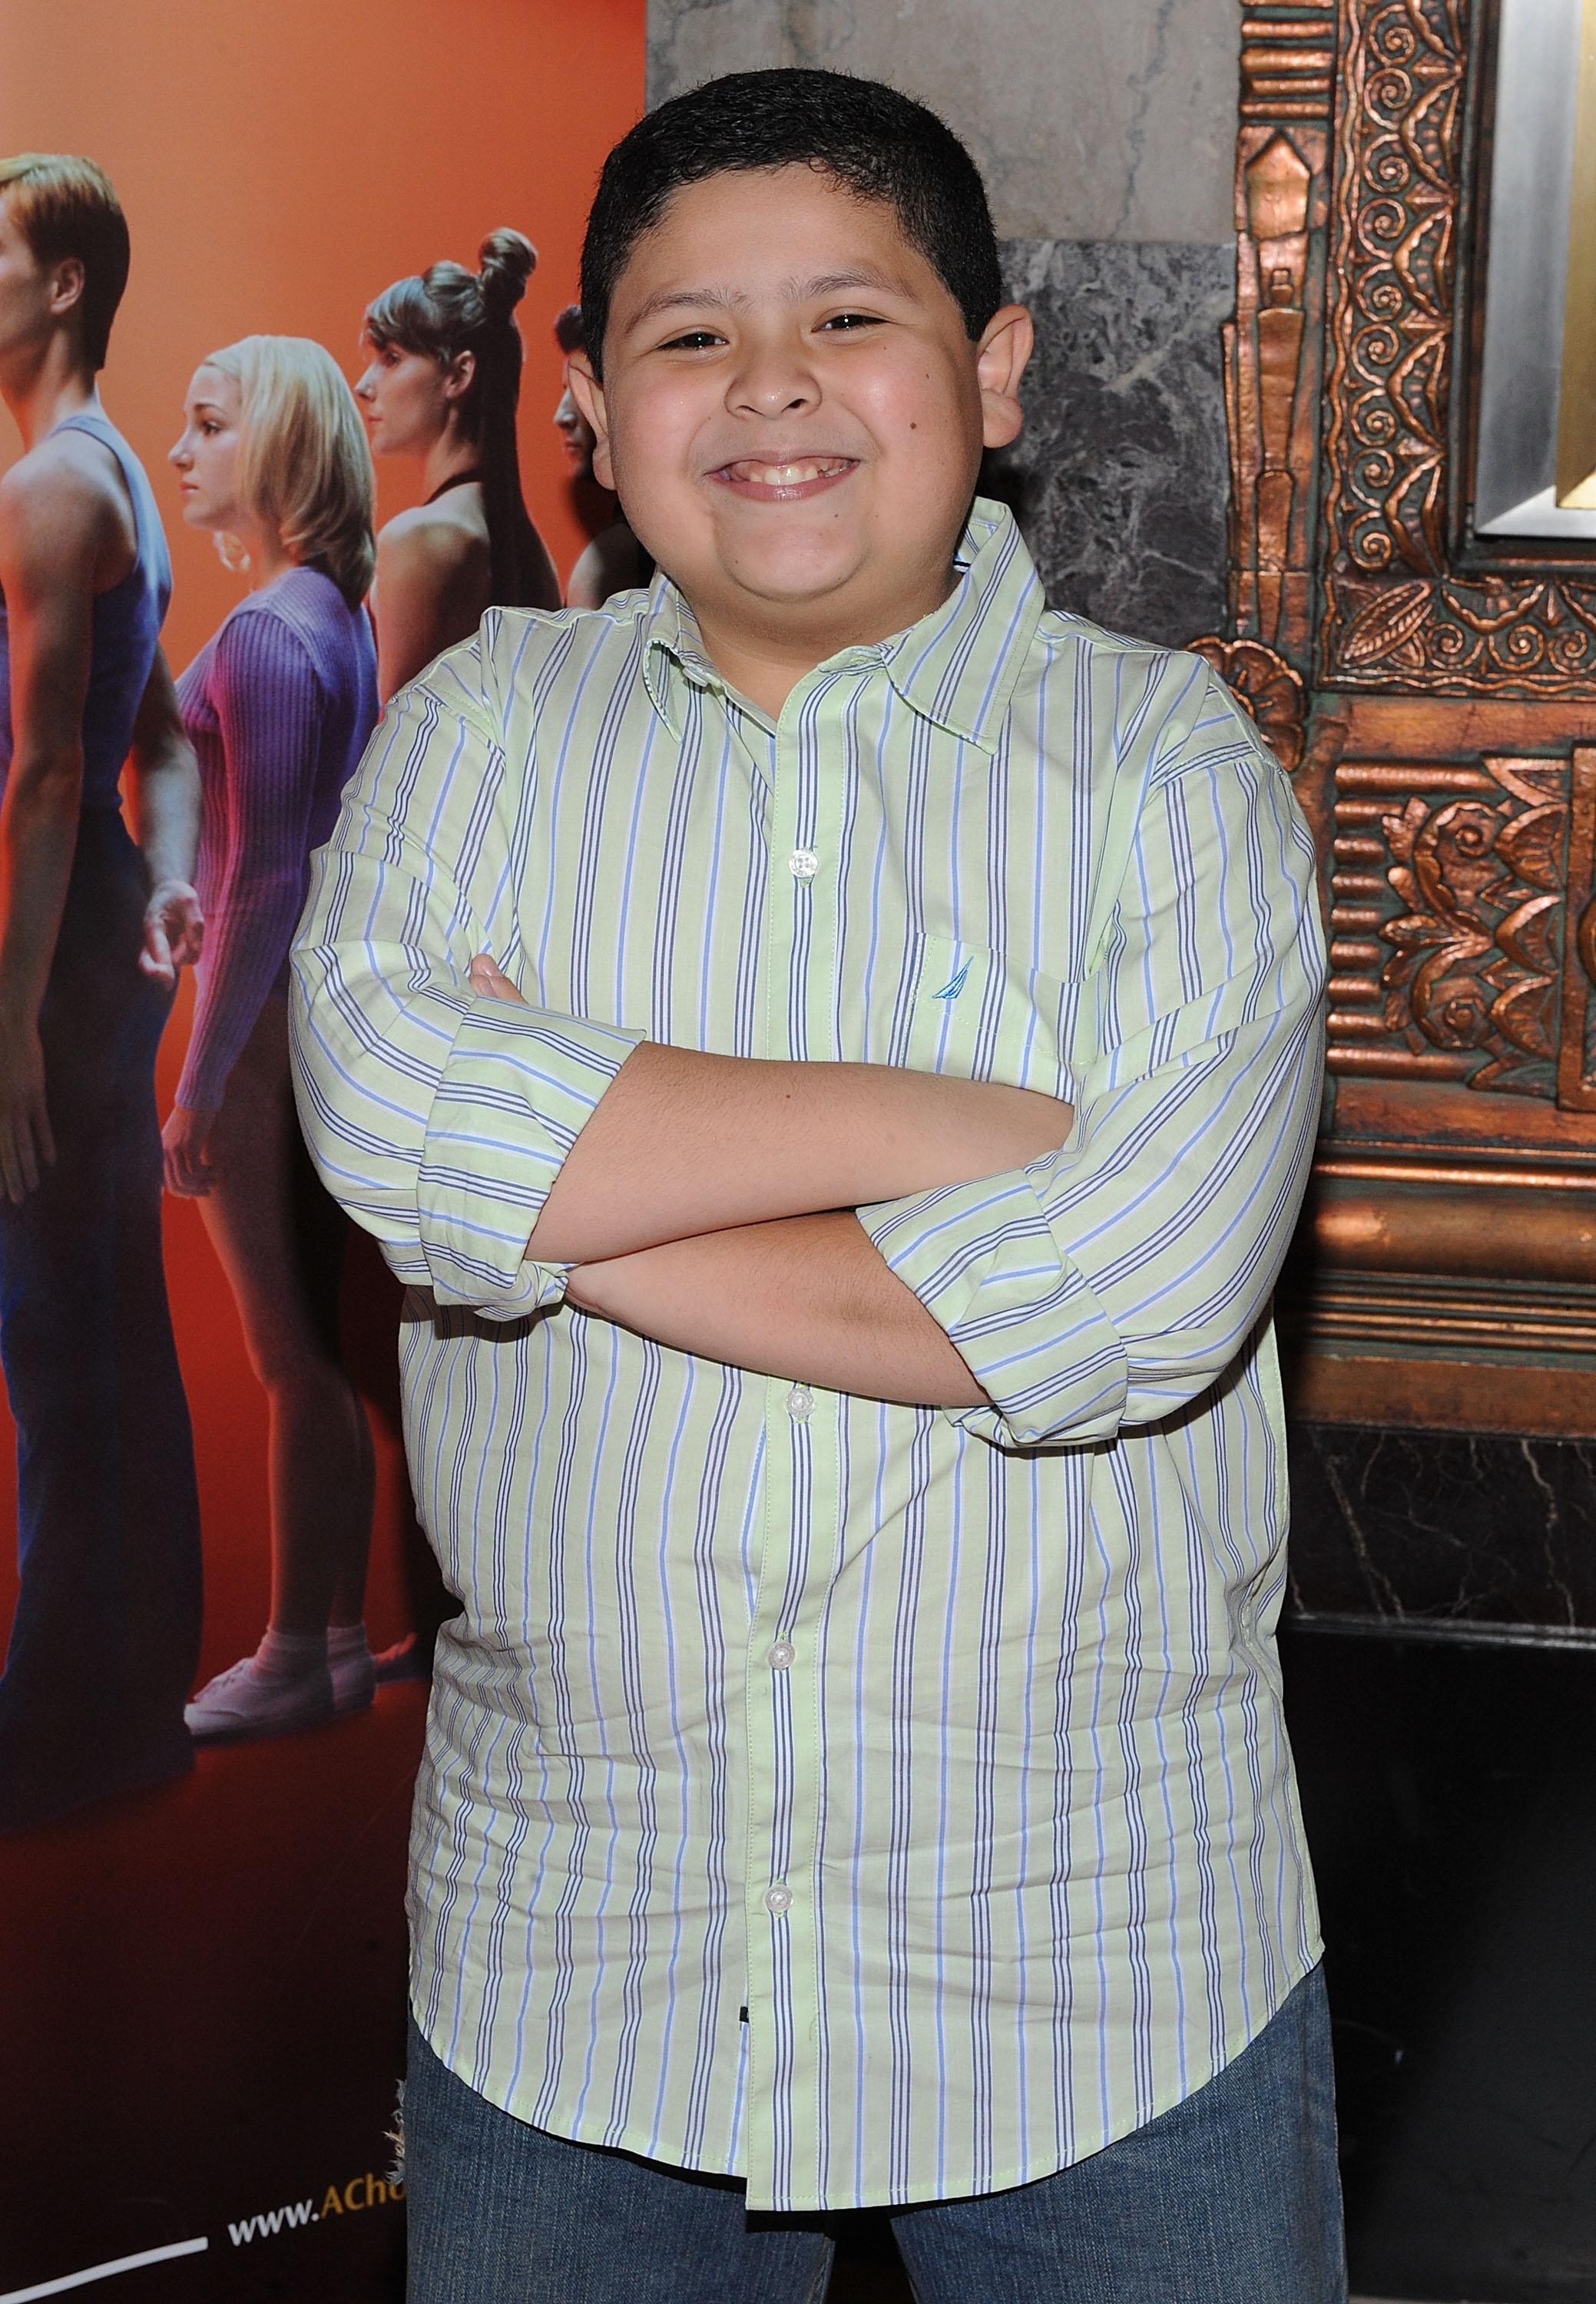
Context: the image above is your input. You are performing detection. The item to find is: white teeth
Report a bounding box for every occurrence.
[735,458,847,485]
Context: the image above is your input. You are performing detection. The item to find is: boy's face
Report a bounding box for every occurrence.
[569,166,1031,669]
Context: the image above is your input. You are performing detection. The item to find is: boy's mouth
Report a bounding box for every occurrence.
[714,455,858,500]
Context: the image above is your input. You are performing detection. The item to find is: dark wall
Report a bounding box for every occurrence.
[1282,1618,1596,2304]
[1286,1424,1596,2298]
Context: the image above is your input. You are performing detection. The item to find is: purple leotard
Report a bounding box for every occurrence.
[176,565,378,1115]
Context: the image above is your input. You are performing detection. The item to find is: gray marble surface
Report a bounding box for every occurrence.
[1287,1422,1596,1632]
[991,238,1234,650]
[645,0,1239,242]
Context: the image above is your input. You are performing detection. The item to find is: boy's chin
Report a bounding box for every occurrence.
[710,539,875,611]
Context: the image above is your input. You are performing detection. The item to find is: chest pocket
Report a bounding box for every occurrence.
[902,933,1088,1101]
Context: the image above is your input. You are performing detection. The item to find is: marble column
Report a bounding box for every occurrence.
[992,237,1233,647]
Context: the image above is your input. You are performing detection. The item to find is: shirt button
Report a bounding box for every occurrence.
[766,1640,796,1671]
[787,1383,813,1422]
[764,1884,793,1915]
[788,848,818,881]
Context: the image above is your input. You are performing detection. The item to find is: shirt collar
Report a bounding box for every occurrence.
[640,497,1044,753]
[639,581,720,736]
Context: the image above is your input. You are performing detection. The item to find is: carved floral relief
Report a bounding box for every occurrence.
[1326,752,1596,1105]
[1187,635,1309,773]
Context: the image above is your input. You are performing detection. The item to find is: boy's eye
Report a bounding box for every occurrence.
[658,329,724,353]
[818,310,884,333]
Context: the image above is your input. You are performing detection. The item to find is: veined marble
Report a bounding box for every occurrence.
[1287,1423,1596,1633]
[993,238,1234,650]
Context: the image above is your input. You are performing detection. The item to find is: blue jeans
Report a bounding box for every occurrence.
[405,1966,1346,2302]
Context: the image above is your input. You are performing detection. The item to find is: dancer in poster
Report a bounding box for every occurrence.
[551,303,651,607]
[0,154,204,1830]
[165,336,381,1742]
[356,232,559,701]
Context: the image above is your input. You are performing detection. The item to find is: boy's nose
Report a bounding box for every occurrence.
[727,345,819,418]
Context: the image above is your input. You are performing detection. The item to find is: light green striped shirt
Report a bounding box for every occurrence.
[291,502,1327,2211]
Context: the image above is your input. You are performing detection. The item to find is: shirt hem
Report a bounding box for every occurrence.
[408,1935,1323,2214]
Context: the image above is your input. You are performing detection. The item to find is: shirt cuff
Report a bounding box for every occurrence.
[859,1164,1130,1448]
[416,998,645,1316]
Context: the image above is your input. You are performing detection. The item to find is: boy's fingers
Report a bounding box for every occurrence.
[468,954,526,1004]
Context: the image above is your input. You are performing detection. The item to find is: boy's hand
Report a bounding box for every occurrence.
[469,953,523,1004]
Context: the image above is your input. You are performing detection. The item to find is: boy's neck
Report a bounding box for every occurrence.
[687,564,962,720]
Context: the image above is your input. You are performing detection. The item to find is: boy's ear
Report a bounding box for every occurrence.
[976,304,1034,451]
[566,353,614,492]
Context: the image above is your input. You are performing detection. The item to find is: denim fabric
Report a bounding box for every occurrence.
[0,813,203,1829]
[405,1966,1345,2303]
[404,2026,832,2304]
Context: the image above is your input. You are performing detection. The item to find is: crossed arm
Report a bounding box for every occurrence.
[466,954,1074,1407]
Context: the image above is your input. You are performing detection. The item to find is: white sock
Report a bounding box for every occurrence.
[254,1627,329,1682]
[328,1621,370,1662]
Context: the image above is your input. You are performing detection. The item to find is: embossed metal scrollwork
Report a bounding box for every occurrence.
[1327,757,1575,1097]
[1318,0,1596,694]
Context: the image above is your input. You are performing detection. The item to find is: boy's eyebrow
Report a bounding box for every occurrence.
[624,267,917,334]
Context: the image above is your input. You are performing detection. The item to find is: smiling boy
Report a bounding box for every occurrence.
[292,70,1339,2304]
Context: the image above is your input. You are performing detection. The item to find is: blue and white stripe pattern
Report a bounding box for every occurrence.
[290,500,1328,2213]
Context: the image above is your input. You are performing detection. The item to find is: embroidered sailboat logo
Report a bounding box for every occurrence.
[930,957,972,1001]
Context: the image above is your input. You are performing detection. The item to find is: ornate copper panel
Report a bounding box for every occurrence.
[1204,0,1596,1435]
[1319,0,1596,694]
[1326,753,1572,1101]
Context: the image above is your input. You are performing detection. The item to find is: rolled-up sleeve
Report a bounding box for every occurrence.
[289,636,643,1319]
[859,684,1327,1448]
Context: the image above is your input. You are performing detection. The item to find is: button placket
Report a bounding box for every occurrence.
[739,673,847,2170]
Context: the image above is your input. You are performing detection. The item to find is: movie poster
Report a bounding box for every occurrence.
[0,5,644,2297]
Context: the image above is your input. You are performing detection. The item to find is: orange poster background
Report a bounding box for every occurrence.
[0,0,644,1678]
[0,7,644,2294]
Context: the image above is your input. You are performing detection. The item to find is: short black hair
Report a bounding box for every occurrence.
[579,70,1002,378]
